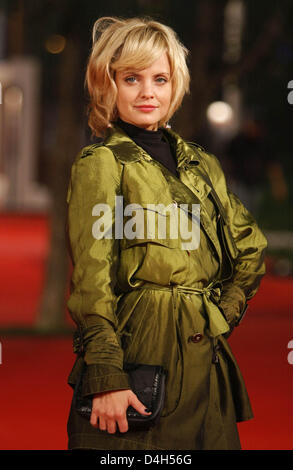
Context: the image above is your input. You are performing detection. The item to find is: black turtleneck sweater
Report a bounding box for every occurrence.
[117,118,178,178]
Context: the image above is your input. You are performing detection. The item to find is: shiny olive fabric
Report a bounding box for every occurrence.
[66,124,267,450]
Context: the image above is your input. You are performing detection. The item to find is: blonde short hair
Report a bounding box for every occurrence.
[85,16,190,137]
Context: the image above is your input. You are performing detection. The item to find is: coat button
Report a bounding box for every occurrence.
[188,333,203,343]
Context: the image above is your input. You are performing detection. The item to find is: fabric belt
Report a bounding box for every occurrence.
[132,281,230,338]
[73,281,230,355]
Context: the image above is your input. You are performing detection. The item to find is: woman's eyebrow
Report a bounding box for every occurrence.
[154,72,170,76]
[121,70,170,76]
[121,69,139,75]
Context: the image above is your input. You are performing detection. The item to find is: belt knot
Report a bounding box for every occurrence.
[174,281,229,338]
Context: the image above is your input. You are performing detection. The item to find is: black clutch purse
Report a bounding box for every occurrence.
[73,362,167,431]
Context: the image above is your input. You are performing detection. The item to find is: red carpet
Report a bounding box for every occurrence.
[0,213,292,449]
[0,213,50,326]
[0,336,74,450]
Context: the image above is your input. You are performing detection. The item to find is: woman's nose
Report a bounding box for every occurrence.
[139,80,154,98]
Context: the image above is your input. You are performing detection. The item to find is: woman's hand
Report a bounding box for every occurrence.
[90,389,152,433]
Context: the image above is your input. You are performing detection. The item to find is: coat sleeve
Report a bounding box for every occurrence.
[201,150,267,329]
[66,145,131,397]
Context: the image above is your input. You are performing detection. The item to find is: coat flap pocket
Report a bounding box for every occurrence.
[120,235,180,250]
[120,204,182,249]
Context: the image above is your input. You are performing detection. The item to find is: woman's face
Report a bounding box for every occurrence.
[115,52,172,131]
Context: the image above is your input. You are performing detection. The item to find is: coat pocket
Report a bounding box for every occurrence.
[118,205,190,287]
[120,205,182,250]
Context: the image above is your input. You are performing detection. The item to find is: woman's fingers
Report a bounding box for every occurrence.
[117,411,129,433]
[90,408,99,428]
[129,393,152,416]
[89,389,152,434]
[106,418,116,434]
[98,415,107,431]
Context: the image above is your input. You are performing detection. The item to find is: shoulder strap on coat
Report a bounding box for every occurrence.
[80,142,104,159]
[186,141,205,152]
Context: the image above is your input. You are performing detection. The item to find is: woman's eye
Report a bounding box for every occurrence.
[125,76,137,83]
[156,77,167,83]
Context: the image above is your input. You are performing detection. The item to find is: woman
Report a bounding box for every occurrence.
[66,16,267,450]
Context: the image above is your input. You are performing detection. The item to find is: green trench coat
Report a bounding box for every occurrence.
[65,124,267,450]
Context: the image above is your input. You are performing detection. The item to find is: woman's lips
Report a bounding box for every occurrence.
[135,105,157,112]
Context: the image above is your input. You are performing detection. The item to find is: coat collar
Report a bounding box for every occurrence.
[104,123,201,169]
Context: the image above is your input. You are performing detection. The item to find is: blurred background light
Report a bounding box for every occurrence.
[45,34,66,54]
[206,100,234,126]
[223,0,245,64]
[4,85,23,111]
